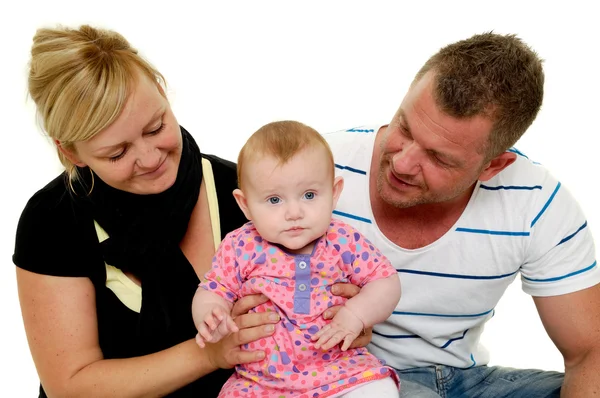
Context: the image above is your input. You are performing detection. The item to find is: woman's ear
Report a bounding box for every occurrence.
[232,189,252,221]
[55,140,86,167]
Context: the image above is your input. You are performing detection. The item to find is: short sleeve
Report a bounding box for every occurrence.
[334,221,396,287]
[521,179,599,296]
[13,175,102,278]
[199,232,243,303]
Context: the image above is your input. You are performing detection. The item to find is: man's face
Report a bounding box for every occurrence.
[375,72,494,209]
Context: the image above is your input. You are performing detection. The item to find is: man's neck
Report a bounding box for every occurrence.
[371,185,474,249]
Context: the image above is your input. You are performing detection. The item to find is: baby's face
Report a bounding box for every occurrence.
[239,146,341,254]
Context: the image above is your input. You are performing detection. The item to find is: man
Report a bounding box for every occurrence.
[325,33,600,397]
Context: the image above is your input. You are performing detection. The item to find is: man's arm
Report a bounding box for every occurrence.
[534,283,600,397]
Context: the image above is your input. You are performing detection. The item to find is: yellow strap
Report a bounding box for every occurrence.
[201,157,221,251]
[94,157,221,312]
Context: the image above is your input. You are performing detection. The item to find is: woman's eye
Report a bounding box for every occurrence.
[304,192,315,200]
[268,197,281,204]
[147,123,166,136]
[109,148,127,162]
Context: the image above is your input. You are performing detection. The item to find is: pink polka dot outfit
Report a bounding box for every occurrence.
[200,219,398,397]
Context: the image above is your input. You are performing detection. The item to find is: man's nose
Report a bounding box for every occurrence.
[392,141,421,175]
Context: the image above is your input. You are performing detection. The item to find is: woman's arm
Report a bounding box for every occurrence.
[17,269,276,398]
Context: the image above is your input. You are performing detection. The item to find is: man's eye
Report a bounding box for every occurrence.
[304,192,315,200]
[268,197,281,204]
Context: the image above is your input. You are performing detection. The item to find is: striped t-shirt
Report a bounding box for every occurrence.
[324,125,599,370]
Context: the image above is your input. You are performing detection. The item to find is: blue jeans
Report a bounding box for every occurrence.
[397,365,563,398]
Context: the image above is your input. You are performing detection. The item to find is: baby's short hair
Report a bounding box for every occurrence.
[237,120,334,189]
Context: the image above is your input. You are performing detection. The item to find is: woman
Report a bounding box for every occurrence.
[15,24,367,397]
[13,24,281,397]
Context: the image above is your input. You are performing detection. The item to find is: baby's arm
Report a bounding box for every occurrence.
[192,288,239,348]
[313,273,401,351]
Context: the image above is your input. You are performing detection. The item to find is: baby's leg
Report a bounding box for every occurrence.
[339,376,399,397]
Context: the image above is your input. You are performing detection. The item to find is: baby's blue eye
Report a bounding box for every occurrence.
[268,197,281,204]
[304,192,315,200]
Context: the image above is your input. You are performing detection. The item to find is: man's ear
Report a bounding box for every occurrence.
[55,140,86,167]
[232,189,252,221]
[331,176,344,209]
[478,152,517,182]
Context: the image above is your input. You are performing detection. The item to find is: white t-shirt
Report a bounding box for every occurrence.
[324,125,599,370]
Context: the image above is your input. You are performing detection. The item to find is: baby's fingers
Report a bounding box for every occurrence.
[199,324,215,342]
[340,335,354,352]
[226,315,239,334]
[318,331,346,351]
[195,333,206,348]
[204,313,220,331]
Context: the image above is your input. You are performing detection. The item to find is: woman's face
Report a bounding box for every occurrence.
[69,73,182,195]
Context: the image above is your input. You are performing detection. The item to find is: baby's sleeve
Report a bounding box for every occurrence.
[199,233,243,304]
[339,224,396,286]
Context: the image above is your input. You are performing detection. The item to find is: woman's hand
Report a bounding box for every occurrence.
[205,294,279,369]
[323,283,373,349]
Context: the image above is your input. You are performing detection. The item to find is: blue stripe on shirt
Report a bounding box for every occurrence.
[479,184,542,191]
[523,261,597,282]
[332,210,372,224]
[398,268,518,280]
[373,330,420,339]
[346,128,375,133]
[441,329,469,349]
[556,221,588,246]
[508,147,529,158]
[334,163,367,175]
[393,309,494,318]
[531,182,561,228]
[455,228,530,236]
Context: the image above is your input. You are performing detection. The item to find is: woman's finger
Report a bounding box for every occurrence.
[229,349,266,365]
[235,311,280,330]
[231,294,269,317]
[234,324,276,346]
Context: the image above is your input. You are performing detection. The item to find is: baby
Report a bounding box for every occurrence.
[192,121,401,397]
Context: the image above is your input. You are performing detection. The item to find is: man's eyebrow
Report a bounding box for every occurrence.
[427,148,461,166]
[397,109,412,134]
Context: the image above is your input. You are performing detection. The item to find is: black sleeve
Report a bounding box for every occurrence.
[13,174,102,277]
[201,154,248,239]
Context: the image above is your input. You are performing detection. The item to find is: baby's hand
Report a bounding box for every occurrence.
[311,306,364,351]
[195,305,239,348]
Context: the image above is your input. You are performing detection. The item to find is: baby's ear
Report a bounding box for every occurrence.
[332,176,344,208]
[232,189,252,220]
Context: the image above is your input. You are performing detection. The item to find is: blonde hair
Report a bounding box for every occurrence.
[237,120,335,189]
[28,24,167,181]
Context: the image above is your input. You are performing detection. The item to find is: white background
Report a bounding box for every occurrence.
[1,1,598,395]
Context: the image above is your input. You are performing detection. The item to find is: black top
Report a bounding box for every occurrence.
[13,154,246,397]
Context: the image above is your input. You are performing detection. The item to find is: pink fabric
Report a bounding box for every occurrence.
[200,219,398,397]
